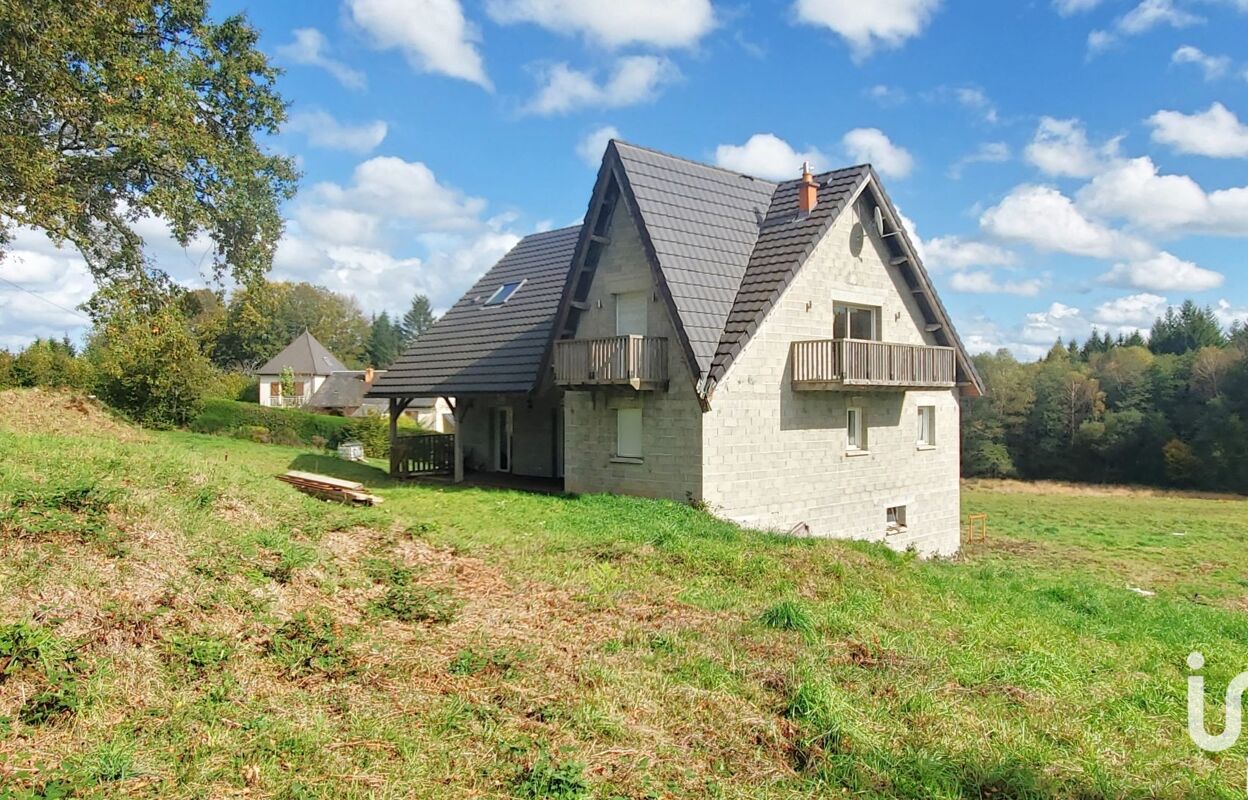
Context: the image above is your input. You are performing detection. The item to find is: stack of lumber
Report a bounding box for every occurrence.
[276,471,384,506]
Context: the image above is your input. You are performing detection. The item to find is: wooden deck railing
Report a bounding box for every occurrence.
[391,433,455,478]
[554,336,668,390]
[791,339,956,389]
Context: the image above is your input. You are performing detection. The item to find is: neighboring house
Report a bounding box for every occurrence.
[369,141,983,555]
[256,330,347,408]
[307,369,454,432]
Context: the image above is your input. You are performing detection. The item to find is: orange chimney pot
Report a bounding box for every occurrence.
[798,161,817,214]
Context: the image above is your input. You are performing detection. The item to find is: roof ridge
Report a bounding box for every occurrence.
[611,139,781,186]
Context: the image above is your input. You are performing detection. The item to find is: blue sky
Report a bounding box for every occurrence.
[3,0,1247,359]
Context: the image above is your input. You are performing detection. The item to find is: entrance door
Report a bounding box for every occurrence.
[493,407,513,472]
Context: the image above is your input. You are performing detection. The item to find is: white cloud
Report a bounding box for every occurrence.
[951,86,998,124]
[1021,302,1093,346]
[576,126,620,168]
[1172,45,1231,80]
[1024,117,1119,178]
[1213,299,1248,329]
[1091,293,1169,328]
[866,84,908,107]
[949,141,1010,178]
[1088,0,1202,55]
[285,110,388,153]
[276,28,367,90]
[949,270,1044,296]
[1148,102,1248,158]
[980,185,1152,260]
[311,156,487,231]
[1099,252,1224,291]
[1075,156,1248,235]
[793,0,942,61]
[526,56,679,115]
[713,134,826,181]
[486,0,714,48]
[842,128,914,178]
[347,0,491,89]
[924,236,1018,270]
[1053,0,1105,14]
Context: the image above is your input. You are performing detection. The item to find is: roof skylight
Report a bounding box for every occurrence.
[484,280,524,306]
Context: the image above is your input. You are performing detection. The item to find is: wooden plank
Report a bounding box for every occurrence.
[284,471,365,491]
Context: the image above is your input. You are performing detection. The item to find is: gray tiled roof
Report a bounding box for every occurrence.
[257,330,347,376]
[308,371,381,410]
[368,225,581,397]
[613,142,778,379]
[707,166,871,387]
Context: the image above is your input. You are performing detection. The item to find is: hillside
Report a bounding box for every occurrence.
[1,389,1247,798]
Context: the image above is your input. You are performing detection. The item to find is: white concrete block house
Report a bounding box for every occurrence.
[369,141,984,556]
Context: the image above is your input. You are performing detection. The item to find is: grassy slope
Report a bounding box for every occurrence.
[2,390,1248,798]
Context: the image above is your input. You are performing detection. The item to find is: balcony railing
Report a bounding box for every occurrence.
[554,335,668,390]
[391,433,455,478]
[268,396,307,408]
[791,339,956,390]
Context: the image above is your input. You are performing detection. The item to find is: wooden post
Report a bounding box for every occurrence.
[388,398,399,476]
[453,401,469,484]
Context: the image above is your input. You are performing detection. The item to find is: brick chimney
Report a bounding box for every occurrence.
[363,367,375,384]
[798,161,817,214]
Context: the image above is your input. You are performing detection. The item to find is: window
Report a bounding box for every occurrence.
[917,406,936,447]
[616,408,643,460]
[846,406,867,452]
[886,505,907,534]
[834,304,878,341]
[615,291,648,336]
[484,280,524,306]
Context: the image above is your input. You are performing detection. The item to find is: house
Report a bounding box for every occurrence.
[307,369,454,432]
[256,330,347,408]
[369,141,983,555]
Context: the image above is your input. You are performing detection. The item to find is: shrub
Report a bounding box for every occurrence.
[338,413,390,458]
[88,298,212,429]
[203,370,257,402]
[191,399,354,448]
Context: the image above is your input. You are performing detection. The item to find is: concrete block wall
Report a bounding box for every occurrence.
[701,197,963,556]
[562,198,703,503]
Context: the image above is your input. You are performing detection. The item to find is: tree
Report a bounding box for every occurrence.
[0,1,297,300]
[1150,301,1225,355]
[400,294,436,346]
[367,312,404,368]
[213,281,371,369]
[87,287,213,428]
[1190,347,1240,400]
[10,338,94,389]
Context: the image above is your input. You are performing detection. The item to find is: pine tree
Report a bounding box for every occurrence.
[367,312,404,368]
[400,294,436,346]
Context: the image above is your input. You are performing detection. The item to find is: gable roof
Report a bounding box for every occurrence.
[257,330,347,376]
[611,142,778,378]
[368,225,581,397]
[307,371,382,410]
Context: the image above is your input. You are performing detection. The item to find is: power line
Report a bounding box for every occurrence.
[0,275,92,324]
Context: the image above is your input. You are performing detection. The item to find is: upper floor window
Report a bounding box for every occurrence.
[615,291,648,336]
[484,280,524,306]
[834,304,878,341]
[917,405,936,447]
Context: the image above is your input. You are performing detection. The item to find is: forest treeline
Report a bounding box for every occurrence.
[963,301,1248,493]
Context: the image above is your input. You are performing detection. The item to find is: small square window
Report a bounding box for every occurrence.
[886,505,907,533]
[484,280,524,306]
[847,406,867,452]
[917,406,936,447]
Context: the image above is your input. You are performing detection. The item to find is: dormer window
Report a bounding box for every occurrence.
[484,280,524,306]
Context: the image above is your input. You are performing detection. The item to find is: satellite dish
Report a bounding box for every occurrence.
[873,206,885,236]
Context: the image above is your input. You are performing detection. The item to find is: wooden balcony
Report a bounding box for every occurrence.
[554,335,668,391]
[791,339,956,390]
[391,433,455,478]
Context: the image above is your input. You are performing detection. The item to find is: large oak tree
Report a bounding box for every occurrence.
[0,0,297,303]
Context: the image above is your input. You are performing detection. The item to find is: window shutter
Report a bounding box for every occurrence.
[616,408,643,459]
[615,292,647,337]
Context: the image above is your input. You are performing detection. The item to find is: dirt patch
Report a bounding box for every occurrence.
[963,478,1246,502]
[0,389,147,442]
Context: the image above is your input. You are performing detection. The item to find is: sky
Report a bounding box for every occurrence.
[2,0,1248,360]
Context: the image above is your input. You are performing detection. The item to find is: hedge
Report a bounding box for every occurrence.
[189,399,393,456]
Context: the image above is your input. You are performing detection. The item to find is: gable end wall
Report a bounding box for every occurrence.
[701,200,962,556]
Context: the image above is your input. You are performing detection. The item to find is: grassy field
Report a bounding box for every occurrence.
[2,389,1248,798]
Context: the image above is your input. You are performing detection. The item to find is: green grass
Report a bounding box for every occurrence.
[2,388,1248,798]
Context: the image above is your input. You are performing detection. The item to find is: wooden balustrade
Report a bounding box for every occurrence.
[791,338,956,390]
[554,336,668,390]
[391,433,455,478]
